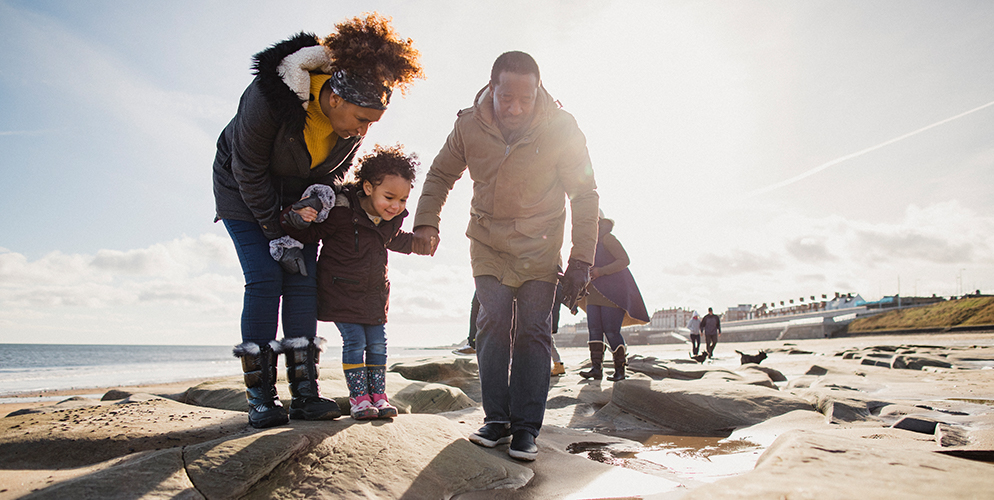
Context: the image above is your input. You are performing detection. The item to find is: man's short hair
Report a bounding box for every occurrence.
[490,51,540,85]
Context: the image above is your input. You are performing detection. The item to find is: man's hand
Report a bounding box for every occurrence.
[284,195,322,230]
[278,247,308,276]
[559,258,591,314]
[412,226,440,256]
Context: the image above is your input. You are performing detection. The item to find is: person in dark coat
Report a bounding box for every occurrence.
[701,307,722,358]
[578,211,650,382]
[283,145,428,420]
[216,14,423,429]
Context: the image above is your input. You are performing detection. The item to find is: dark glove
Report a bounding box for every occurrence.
[559,259,591,314]
[284,195,323,230]
[278,246,308,276]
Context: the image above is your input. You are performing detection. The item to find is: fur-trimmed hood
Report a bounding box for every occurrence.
[251,32,322,135]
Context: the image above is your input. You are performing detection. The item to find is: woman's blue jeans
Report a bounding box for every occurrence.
[335,322,387,366]
[223,219,318,344]
[586,304,626,350]
[475,275,555,438]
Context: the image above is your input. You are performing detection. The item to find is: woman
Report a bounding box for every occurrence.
[687,311,702,356]
[578,211,650,382]
[213,13,423,429]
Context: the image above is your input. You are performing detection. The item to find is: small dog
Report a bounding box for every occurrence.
[735,350,767,365]
[690,352,709,364]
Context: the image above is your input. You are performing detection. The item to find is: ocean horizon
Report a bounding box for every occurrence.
[0,343,457,399]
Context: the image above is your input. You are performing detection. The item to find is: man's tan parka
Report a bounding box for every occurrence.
[414,84,599,287]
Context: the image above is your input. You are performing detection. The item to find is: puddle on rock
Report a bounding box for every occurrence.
[947,398,994,406]
[568,433,764,484]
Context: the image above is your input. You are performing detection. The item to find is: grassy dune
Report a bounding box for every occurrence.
[849,296,994,332]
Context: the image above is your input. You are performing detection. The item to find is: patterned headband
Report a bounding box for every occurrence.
[327,70,391,110]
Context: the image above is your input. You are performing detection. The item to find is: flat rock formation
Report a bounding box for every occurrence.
[1,334,992,499]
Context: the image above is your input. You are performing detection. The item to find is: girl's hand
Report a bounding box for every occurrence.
[590,267,602,280]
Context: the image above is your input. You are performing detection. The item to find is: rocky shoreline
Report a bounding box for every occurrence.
[2,333,992,499]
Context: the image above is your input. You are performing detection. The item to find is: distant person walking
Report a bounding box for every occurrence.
[686,311,702,355]
[701,307,721,358]
[550,299,566,376]
[454,293,480,355]
[578,211,650,382]
[214,14,423,429]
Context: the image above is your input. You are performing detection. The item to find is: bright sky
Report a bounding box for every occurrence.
[1,0,992,347]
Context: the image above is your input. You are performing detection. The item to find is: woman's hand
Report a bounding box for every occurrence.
[284,194,322,230]
[590,267,602,280]
[294,207,318,223]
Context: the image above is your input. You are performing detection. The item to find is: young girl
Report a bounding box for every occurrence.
[281,144,425,420]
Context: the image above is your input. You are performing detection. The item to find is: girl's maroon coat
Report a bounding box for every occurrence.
[281,185,413,324]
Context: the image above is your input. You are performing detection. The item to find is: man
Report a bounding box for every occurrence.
[453,293,480,355]
[701,307,722,359]
[412,51,598,461]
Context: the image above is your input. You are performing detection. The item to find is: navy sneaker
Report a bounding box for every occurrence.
[469,423,511,448]
[508,430,538,461]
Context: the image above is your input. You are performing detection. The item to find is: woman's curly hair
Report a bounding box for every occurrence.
[353,144,419,190]
[323,12,424,96]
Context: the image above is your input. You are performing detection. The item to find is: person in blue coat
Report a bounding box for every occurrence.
[578,211,650,381]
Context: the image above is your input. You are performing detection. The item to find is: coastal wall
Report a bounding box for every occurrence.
[555,306,898,348]
[720,308,877,342]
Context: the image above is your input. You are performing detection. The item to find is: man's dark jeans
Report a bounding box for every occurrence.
[474,275,555,437]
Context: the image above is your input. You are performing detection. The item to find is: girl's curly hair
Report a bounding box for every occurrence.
[323,12,424,96]
[353,144,419,190]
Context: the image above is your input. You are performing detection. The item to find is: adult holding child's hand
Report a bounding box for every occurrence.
[212,13,423,430]
[413,225,440,256]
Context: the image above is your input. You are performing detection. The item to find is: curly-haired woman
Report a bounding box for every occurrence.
[214,13,423,429]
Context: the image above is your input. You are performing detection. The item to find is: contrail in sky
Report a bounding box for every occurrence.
[747,99,994,197]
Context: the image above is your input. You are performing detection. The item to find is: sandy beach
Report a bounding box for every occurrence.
[2,332,992,499]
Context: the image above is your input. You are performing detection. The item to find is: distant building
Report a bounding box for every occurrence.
[724,304,753,321]
[825,293,865,310]
[558,318,587,335]
[650,308,695,329]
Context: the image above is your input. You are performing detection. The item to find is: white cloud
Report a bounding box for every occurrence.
[0,234,239,311]
[645,200,994,311]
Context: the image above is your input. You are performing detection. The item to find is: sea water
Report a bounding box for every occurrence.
[0,343,453,399]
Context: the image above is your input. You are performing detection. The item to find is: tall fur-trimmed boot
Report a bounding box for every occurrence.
[281,337,341,420]
[344,365,378,420]
[579,341,605,380]
[367,365,398,418]
[234,340,289,429]
[608,344,628,382]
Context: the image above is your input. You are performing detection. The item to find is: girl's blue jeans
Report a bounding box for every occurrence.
[335,323,387,366]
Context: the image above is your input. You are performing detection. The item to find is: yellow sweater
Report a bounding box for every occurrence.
[303,74,337,169]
